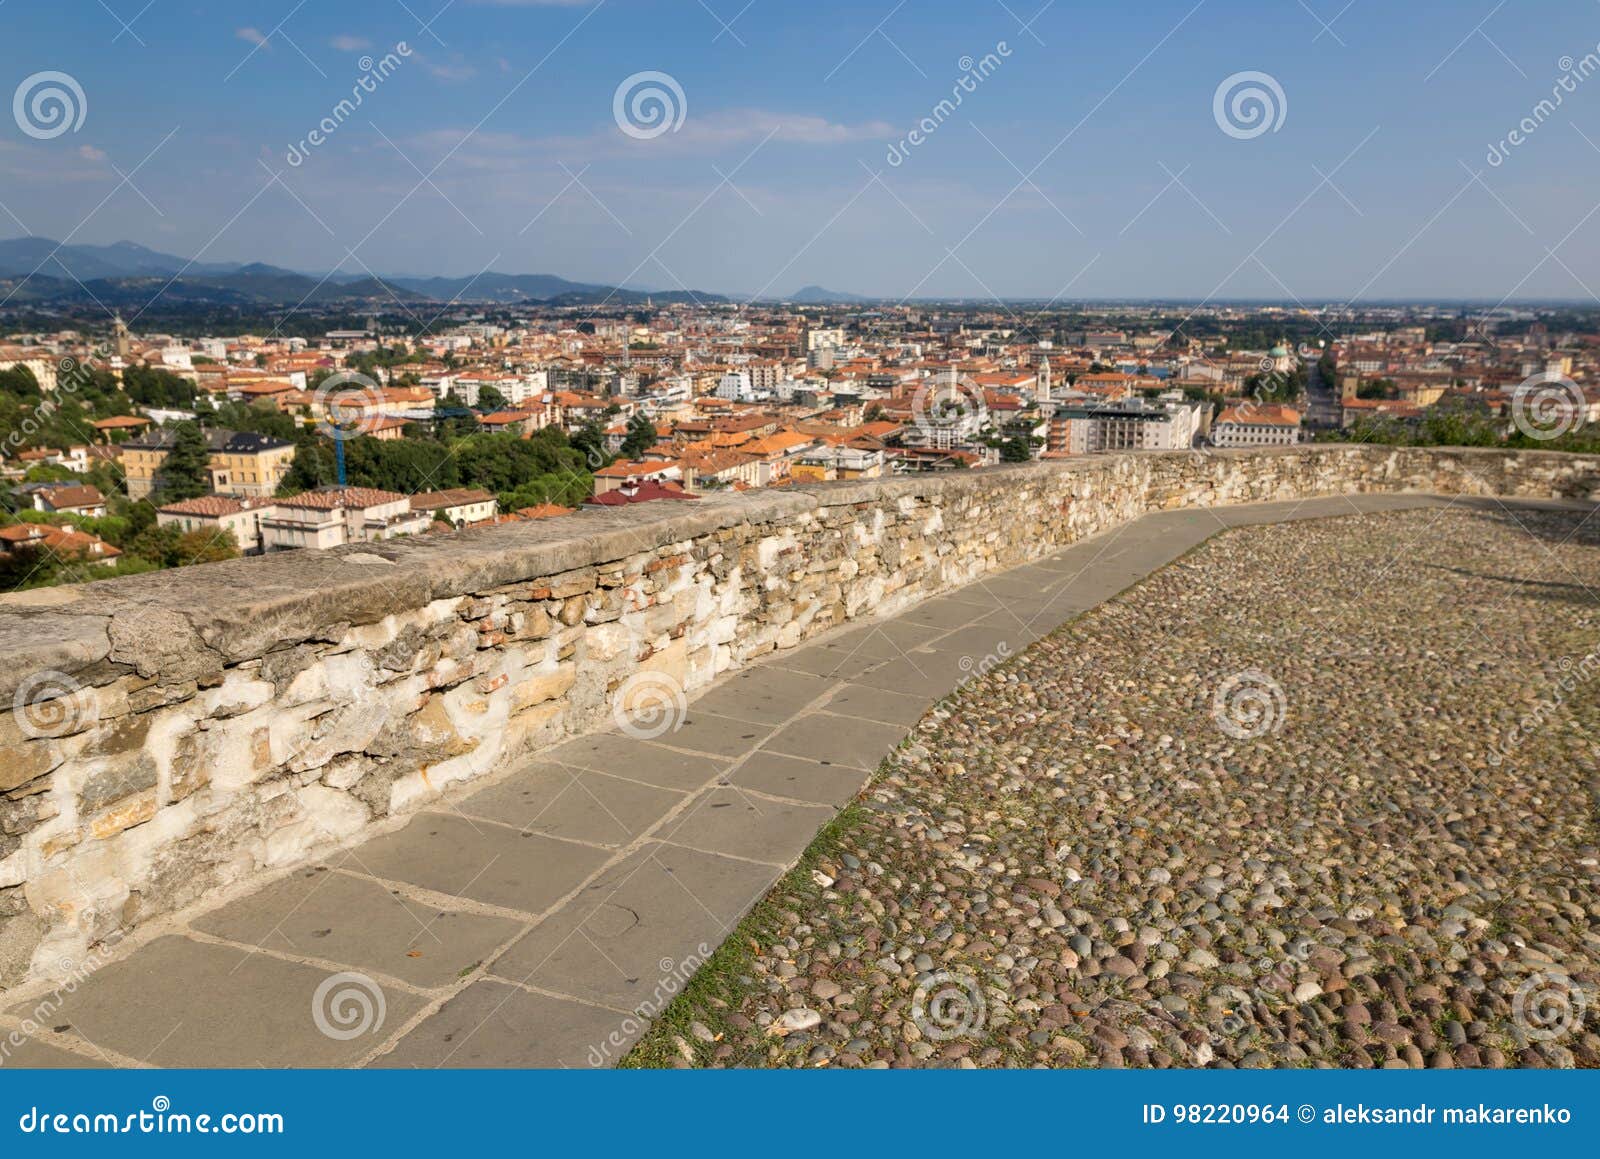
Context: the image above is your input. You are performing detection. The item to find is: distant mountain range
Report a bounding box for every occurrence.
[788,284,873,304]
[0,237,726,308]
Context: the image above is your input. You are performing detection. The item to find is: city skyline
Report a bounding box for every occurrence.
[4,0,1600,303]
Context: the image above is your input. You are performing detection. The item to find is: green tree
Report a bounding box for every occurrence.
[154,422,211,501]
[569,420,608,469]
[999,436,1034,463]
[619,412,657,459]
[475,385,510,413]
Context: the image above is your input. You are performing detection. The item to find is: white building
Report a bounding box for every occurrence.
[410,488,498,527]
[262,487,430,552]
[0,345,58,392]
[1211,404,1302,448]
[716,371,754,401]
[1049,399,1203,454]
[156,495,275,555]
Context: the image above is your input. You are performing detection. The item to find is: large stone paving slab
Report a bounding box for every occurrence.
[542,732,730,790]
[821,682,933,727]
[340,813,610,915]
[894,595,1001,631]
[653,710,774,758]
[847,651,970,700]
[372,980,625,1068]
[656,785,837,863]
[688,666,829,725]
[193,867,523,989]
[722,750,874,806]
[457,763,685,848]
[488,844,775,1010]
[5,936,426,1067]
[760,711,909,769]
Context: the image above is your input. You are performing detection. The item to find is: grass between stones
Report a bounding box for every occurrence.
[624,508,1600,1069]
[621,802,873,1067]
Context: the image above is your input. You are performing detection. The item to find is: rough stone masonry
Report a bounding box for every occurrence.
[0,446,1596,990]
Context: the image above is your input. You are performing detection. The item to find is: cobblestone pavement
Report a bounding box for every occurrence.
[627,504,1600,1069]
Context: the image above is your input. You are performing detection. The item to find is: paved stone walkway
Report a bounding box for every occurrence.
[1,492,1569,1068]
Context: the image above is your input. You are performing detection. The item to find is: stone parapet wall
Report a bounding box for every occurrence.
[1,446,1596,988]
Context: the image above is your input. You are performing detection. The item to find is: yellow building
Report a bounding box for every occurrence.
[119,428,296,501]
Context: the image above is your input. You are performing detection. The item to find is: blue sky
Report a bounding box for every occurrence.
[3,0,1599,300]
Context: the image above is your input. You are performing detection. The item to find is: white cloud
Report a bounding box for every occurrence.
[235,27,269,47]
[330,35,374,51]
[406,109,890,169]
[676,110,893,148]
[416,52,478,82]
[77,144,107,163]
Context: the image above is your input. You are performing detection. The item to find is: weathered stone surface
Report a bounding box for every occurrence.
[638,505,1600,1071]
[0,448,1594,991]
[78,754,159,815]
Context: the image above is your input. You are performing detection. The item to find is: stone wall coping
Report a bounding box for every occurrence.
[0,445,1594,701]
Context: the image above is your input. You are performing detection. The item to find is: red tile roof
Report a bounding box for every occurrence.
[275,487,406,510]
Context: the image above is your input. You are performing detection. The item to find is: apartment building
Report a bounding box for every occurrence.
[118,428,296,501]
[1211,404,1302,447]
[410,488,498,527]
[156,495,275,555]
[1048,399,1202,454]
[261,487,429,551]
[0,345,59,392]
